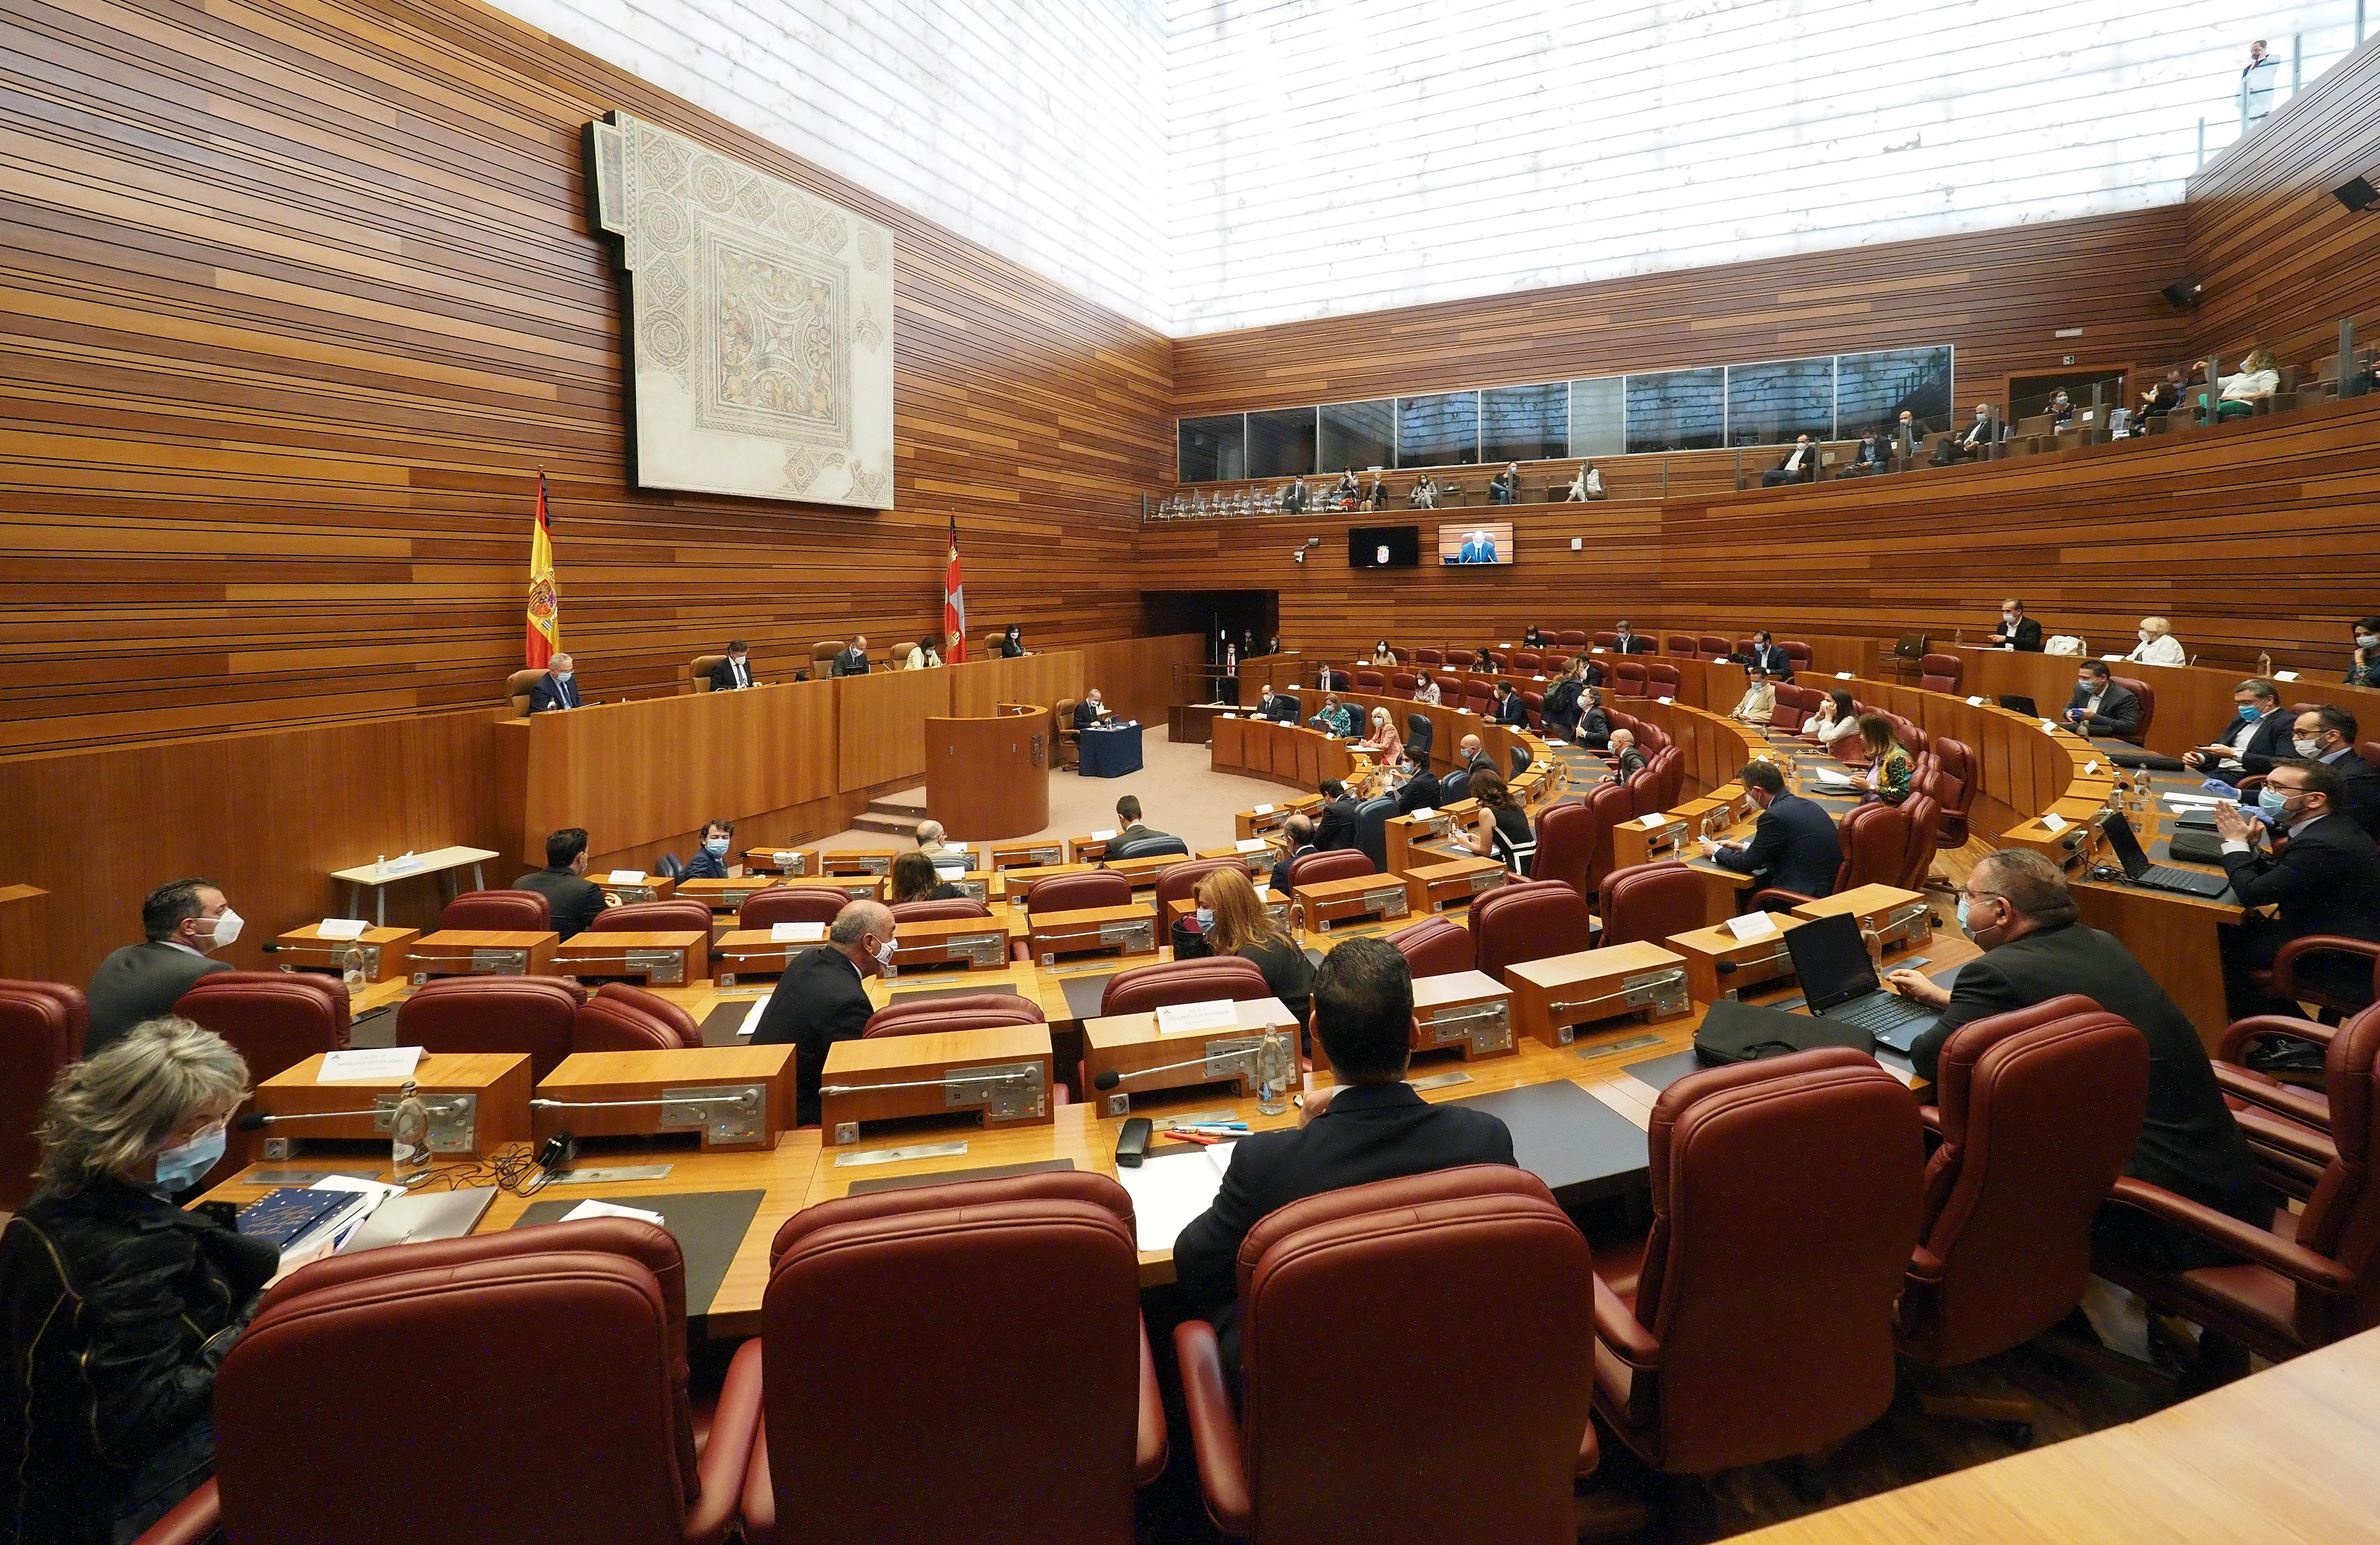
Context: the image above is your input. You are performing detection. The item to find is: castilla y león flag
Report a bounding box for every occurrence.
[943,515,967,663]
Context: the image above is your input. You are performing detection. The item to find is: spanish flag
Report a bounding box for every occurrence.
[525,471,561,667]
[943,515,967,663]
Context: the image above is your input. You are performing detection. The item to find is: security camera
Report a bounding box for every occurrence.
[1303,536,1321,549]
[1293,549,1306,564]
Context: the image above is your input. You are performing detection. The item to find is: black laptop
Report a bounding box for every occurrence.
[1996,694,2039,718]
[1781,911,1940,1053]
[2098,810,2231,897]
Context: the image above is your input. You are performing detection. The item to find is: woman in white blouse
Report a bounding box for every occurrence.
[1802,688,1863,750]
[2126,616,2187,667]
[904,635,943,669]
[1414,675,1444,706]
[2212,348,2280,421]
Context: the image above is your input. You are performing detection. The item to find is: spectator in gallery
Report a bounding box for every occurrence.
[1334,468,1360,506]
[1760,435,1817,487]
[2208,349,2280,421]
[1362,472,1388,510]
[1563,461,1606,501]
[2243,39,2277,122]
[1488,463,1521,504]
[1409,474,1439,509]
[2126,617,2188,667]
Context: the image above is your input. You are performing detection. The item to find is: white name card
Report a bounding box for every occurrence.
[1253,804,1274,816]
[1409,807,1436,820]
[1533,674,1547,682]
[1155,999,1241,1036]
[1725,912,1778,941]
[770,922,825,943]
[319,1047,423,1083]
[316,918,368,941]
[1966,696,1984,706]
[2101,653,2124,662]
[771,850,798,867]
[2040,812,2069,834]
[1590,647,1607,654]
[1090,829,1117,842]
[1835,671,1855,680]
[1221,712,1238,718]
[2085,760,2101,774]
[2040,720,2060,734]
[1658,696,1675,705]
[2275,670,2301,682]
[606,869,645,885]
[1234,837,1269,853]
[1640,813,1668,829]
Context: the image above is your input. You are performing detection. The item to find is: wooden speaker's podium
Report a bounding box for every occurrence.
[925,702,1050,839]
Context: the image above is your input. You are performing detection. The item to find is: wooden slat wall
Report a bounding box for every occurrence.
[0,0,1172,757]
[2184,33,2380,371]
[1171,207,2191,419]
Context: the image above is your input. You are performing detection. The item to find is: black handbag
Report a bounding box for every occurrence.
[1694,999,1874,1066]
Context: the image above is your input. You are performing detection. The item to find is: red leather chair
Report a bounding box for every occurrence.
[863,993,1047,1038]
[742,1174,1163,1544]
[1595,862,1705,950]
[1592,1049,1923,1474]
[1175,1169,1595,1542]
[1390,917,1475,978]
[2214,1010,2376,1199]
[1897,998,2148,1419]
[1753,802,1910,910]
[1470,880,1594,985]
[1101,956,1272,1017]
[1284,849,1375,890]
[2113,675,2155,745]
[595,982,701,1045]
[575,983,701,1052]
[438,888,552,932]
[1531,800,1595,897]
[1354,669,1385,692]
[1156,856,1251,916]
[1692,634,1727,660]
[1414,647,1444,668]
[889,897,993,922]
[1584,782,1632,893]
[1613,660,1649,696]
[1024,870,1134,915]
[592,899,714,935]
[174,971,350,1089]
[1929,737,1976,845]
[1519,689,1544,727]
[1561,630,1591,649]
[1767,685,1811,732]
[738,885,850,931]
[1462,680,1496,715]
[0,982,83,1211]
[204,1218,754,1545]
[1665,633,1698,657]
[395,975,584,1079]
[2094,1001,2380,1366]
[1918,653,1962,694]
[1897,791,1944,891]
[1782,641,1813,675]
[1511,650,1542,674]
[1646,662,1681,695]
[1629,750,1681,818]
[1387,670,1417,697]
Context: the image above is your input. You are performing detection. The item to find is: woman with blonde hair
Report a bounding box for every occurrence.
[2213,347,2280,420]
[2126,616,2187,666]
[0,1019,277,1542]
[1356,704,1403,763]
[1197,867,1314,1036]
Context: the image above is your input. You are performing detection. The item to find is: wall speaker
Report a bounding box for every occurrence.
[2159,281,2203,311]
[2335,176,2378,213]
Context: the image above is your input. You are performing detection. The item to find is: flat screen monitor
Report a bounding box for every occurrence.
[1348,525,1421,568]
[1438,521,1515,566]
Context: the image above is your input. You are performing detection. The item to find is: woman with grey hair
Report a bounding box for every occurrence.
[0,1017,277,1544]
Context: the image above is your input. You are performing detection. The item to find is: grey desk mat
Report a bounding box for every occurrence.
[700,1001,761,1046]
[888,980,1025,1006]
[1058,972,1119,1021]
[1446,1080,1647,1206]
[513,1189,763,1317]
[846,1158,1077,1197]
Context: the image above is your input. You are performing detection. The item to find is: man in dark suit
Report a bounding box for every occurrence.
[1280,477,1308,514]
[1608,728,1647,784]
[2288,705,2380,838]
[1314,780,1361,851]
[2064,661,2142,740]
[1744,631,1796,680]
[526,652,581,713]
[1490,681,1528,728]
[1173,938,1515,1374]
[1933,404,2005,465]
[1575,689,1613,751]
[1455,735,1496,779]
[750,901,897,1126]
[831,636,870,677]
[1759,435,1818,488]
[1272,813,1319,893]
[1392,751,1441,815]
[1104,795,1186,861]
[1254,686,1298,724]
[1610,622,1655,654]
[708,640,756,691]
[2182,679,2291,785]
[1706,761,1841,903]
[513,826,615,938]
[85,878,239,1056]
[2215,759,2380,1018]
[1073,689,1112,731]
[1885,851,2270,1266]
[1985,600,2043,652]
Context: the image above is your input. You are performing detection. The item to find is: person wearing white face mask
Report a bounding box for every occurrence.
[527,651,581,712]
[679,817,738,881]
[2280,705,2380,838]
[2215,758,2380,1020]
[2347,615,2380,689]
[86,878,240,1057]
[749,900,898,1125]
[2125,615,2188,666]
[0,1018,279,1541]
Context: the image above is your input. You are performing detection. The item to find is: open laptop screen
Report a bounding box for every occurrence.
[2098,810,2152,878]
[1781,912,1883,1012]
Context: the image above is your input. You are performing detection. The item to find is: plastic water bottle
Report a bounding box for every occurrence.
[390,1080,433,1187]
[340,943,367,995]
[1255,1026,1293,1118]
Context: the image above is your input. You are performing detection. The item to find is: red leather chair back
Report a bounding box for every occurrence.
[1287,849,1376,887]
[1229,1168,1594,1542]
[1929,737,1976,844]
[397,975,584,1079]
[1519,689,1544,727]
[762,1176,1145,1545]
[1918,653,1962,694]
[1782,641,1812,673]
[1585,782,1632,892]
[2113,675,2155,744]
[1896,791,1943,891]
[594,982,700,1045]
[216,1219,704,1544]
[1414,647,1444,668]
[1100,956,1272,1017]
[1901,997,2148,1368]
[1561,630,1591,648]
[1470,880,1594,985]
[1617,1049,1923,1473]
[175,972,350,1088]
[1646,662,1681,694]
[1390,917,1475,978]
[0,982,83,1211]
[2289,1004,2380,1333]
[1354,669,1385,692]
[1696,634,1730,659]
[591,900,713,935]
[738,885,850,930]
[1025,871,1134,915]
[1462,680,1496,714]
[863,993,1048,1038]
[1597,862,1706,950]
[574,985,698,1053]
[1838,802,1913,891]
[439,888,552,932]
[1510,650,1542,673]
[1387,670,1417,697]
[1154,856,1250,913]
[889,898,992,922]
[1531,801,1594,897]
[1664,634,1697,656]
[1613,660,1648,696]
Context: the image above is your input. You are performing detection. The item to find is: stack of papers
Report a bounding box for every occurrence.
[1115,1143,1236,1252]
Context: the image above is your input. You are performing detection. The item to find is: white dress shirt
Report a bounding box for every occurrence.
[2126,634,2188,666]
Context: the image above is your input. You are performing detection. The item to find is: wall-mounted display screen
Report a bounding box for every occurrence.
[1348,525,1422,568]
[1438,520,1514,566]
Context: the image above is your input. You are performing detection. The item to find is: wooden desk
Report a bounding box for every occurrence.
[818,1025,1055,1146]
[550,930,711,986]
[926,703,1050,840]
[331,846,501,926]
[884,914,1015,973]
[0,884,50,982]
[406,930,556,982]
[272,924,419,984]
[1026,905,1159,967]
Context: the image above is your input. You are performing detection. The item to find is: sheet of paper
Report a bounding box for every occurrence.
[2040,812,2069,833]
[770,921,825,943]
[310,1173,404,1200]
[1966,695,1985,706]
[1253,804,1273,815]
[607,869,646,885]
[1234,836,1268,853]
[319,1046,422,1082]
[316,918,368,941]
[1836,671,1854,680]
[561,1199,666,1227]
[1154,999,1240,1036]
[738,1000,768,1038]
[1814,767,1853,785]
[1116,1149,1229,1252]
[1724,912,1777,941]
[1090,829,1117,842]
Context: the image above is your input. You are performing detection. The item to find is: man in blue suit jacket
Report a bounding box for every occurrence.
[526,654,581,713]
[1706,761,1842,904]
[2182,679,2294,786]
[1744,632,1796,680]
[1456,529,1499,563]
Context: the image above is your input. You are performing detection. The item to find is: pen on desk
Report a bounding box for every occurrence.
[1174,1123,1248,1137]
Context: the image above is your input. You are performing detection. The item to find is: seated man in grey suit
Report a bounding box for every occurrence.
[1105,795,1186,861]
[526,652,581,713]
[86,878,240,1056]
[831,635,871,677]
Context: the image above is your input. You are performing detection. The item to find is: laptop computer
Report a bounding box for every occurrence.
[2098,810,2231,898]
[1996,694,2038,718]
[1781,911,1941,1053]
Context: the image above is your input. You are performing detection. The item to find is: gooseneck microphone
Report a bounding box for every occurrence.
[1093,1043,1271,1092]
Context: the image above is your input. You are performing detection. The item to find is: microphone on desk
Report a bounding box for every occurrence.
[236,1100,464,1132]
[1092,1048,1259,1093]
[530,1091,760,1116]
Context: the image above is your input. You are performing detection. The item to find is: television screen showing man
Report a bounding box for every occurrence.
[1438,521,1512,566]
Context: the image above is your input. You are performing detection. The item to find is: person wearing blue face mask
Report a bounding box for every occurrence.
[1195,868,1313,1045]
[0,1018,279,1543]
[2180,678,2291,786]
[526,651,581,712]
[2214,758,2380,1020]
[679,817,738,881]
